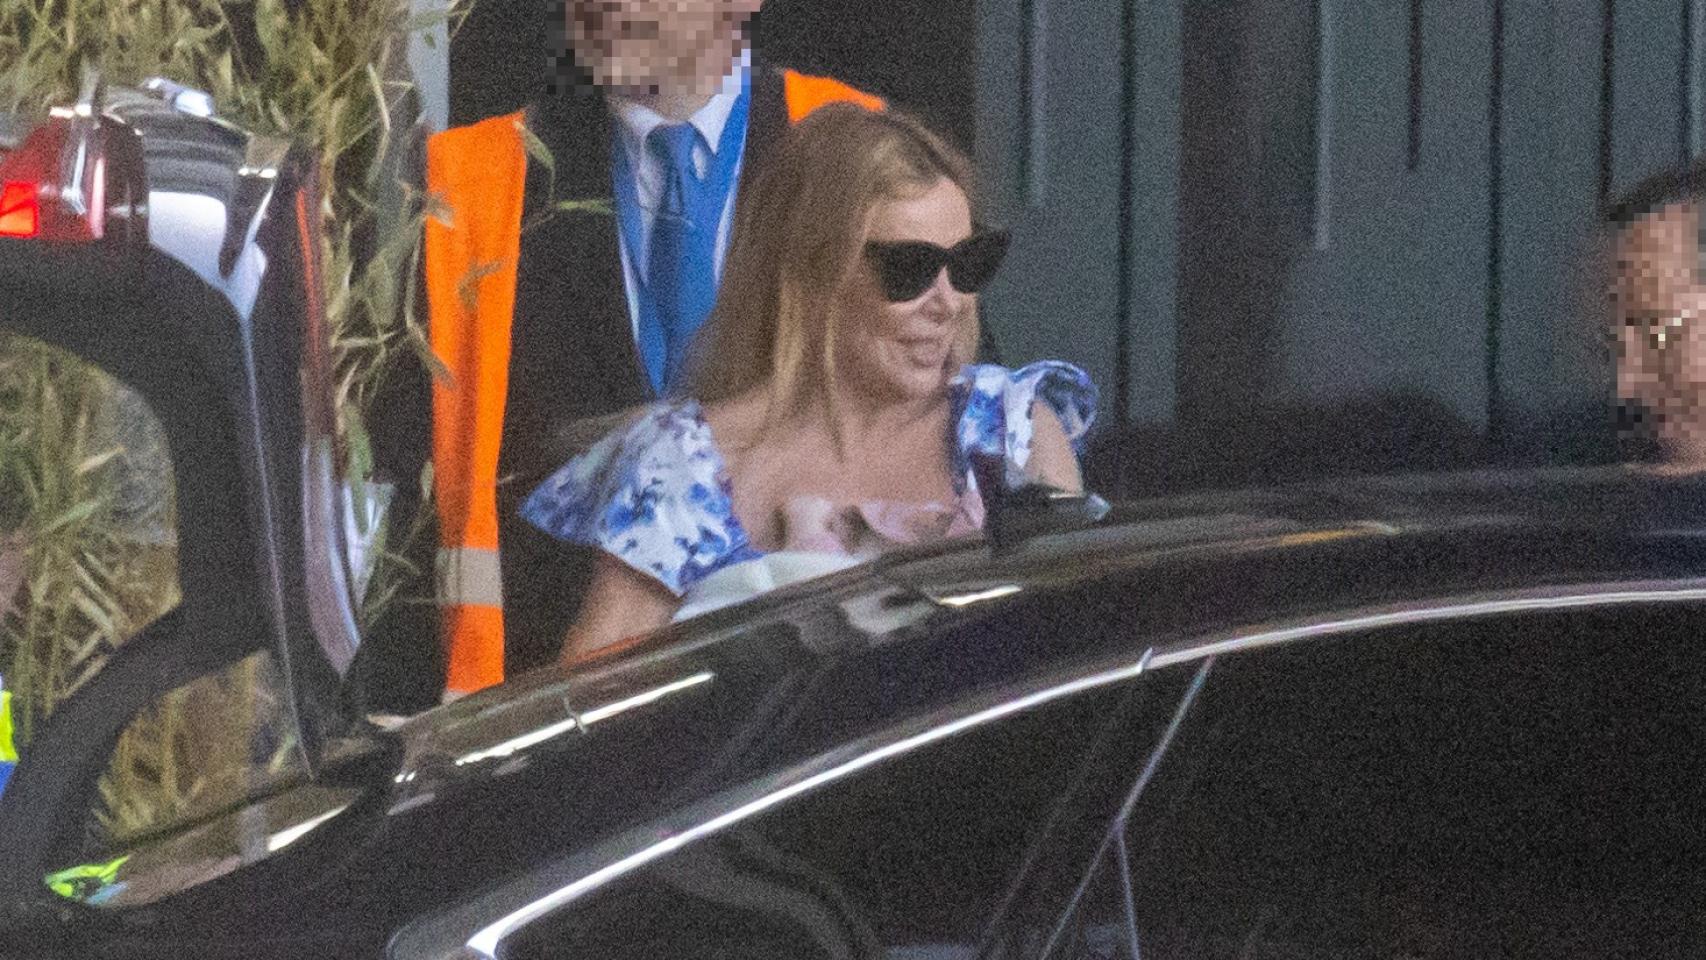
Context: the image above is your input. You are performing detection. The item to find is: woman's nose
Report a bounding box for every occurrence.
[919,268,962,318]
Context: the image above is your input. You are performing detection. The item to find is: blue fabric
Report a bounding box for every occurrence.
[646,124,716,391]
[953,360,1099,490]
[612,78,753,394]
[521,403,760,596]
[520,362,1098,596]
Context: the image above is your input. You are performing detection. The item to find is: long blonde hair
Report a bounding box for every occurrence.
[681,104,983,429]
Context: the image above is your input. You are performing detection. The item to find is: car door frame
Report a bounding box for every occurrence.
[1002,574,1706,960]
[382,633,1189,960]
[0,94,359,901]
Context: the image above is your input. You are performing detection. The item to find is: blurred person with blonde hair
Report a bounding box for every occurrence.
[521,105,1097,661]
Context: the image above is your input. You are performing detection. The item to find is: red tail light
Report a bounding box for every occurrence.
[0,181,39,238]
[0,106,141,245]
[0,117,91,242]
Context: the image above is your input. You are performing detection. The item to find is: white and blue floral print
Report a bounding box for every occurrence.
[519,361,1097,596]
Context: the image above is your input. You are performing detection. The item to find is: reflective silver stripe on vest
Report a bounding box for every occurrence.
[437,545,504,608]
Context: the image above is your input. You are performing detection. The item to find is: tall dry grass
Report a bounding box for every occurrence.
[1,0,461,848]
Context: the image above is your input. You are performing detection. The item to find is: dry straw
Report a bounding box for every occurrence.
[0,0,461,838]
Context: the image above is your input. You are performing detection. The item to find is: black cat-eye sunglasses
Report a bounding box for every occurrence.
[863,228,1012,302]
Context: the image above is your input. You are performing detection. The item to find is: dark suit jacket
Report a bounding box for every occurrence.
[361,59,803,698]
[501,59,794,492]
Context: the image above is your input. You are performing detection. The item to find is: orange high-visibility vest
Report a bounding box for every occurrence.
[424,70,883,694]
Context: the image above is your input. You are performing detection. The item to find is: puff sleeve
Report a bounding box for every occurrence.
[518,403,758,595]
[953,361,1098,489]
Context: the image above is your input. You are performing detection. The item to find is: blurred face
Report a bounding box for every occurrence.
[567,0,762,96]
[836,177,975,404]
[1609,200,1706,462]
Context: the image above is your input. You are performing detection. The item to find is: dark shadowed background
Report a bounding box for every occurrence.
[448,1,1694,498]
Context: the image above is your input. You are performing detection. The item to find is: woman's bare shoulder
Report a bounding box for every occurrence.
[700,384,772,451]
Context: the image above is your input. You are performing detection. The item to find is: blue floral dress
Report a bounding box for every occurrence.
[519,362,1097,604]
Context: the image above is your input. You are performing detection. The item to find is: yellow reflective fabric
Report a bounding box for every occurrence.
[44,856,129,902]
[0,690,15,764]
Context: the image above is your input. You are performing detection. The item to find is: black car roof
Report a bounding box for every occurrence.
[884,462,1706,592]
[382,464,1706,958]
[396,464,1706,786]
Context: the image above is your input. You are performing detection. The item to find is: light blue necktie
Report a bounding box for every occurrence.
[645,123,719,391]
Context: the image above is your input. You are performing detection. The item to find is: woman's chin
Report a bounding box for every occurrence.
[878,364,950,402]
[842,350,953,404]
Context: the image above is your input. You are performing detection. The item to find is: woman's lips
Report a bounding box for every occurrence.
[898,338,947,366]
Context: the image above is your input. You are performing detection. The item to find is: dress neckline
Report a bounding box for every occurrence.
[677,379,980,556]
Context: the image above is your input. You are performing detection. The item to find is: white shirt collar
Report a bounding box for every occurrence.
[611,46,751,160]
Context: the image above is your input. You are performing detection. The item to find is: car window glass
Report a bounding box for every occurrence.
[0,332,180,794]
[40,648,316,908]
[1050,603,1706,959]
[83,649,307,851]
[499,679,1134,960]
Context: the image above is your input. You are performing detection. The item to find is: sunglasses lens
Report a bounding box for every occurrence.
[870,244,944,302]
[947,232,1010,294]
[867,231,1011,302]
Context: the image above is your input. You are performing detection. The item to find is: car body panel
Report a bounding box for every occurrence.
[27,466,1700,958]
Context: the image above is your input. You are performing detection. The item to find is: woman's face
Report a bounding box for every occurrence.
[836,177,974,404]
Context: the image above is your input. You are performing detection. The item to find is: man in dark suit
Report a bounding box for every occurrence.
[1602,162,1706,468]
[361,0,882,705]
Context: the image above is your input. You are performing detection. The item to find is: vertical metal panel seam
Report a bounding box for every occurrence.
[1115,0,1137,433]
[1487,0,1506,445]
[1408,0,1424,170]
[1599,0,1615,203]
[1688,0,1702,157]
[1684,0,1696,162]
[1313,0,1334,250]
[1018,0,1035,204]
[1019,0,1049,206]
[1031,0,1049,205]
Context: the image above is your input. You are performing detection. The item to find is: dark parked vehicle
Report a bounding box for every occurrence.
[3,79,1706,960]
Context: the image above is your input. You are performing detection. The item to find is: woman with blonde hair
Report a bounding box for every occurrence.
[522,104,1097,661]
